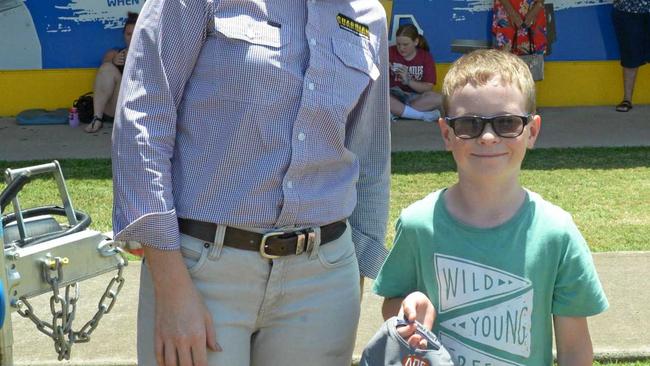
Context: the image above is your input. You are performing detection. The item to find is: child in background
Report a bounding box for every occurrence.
[374,49,607,365]
[389,24,442,122]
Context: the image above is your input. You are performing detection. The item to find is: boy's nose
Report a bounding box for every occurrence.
[478,123,500,144]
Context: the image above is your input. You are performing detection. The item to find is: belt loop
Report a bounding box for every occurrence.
[209,224,226,260]
[308,226,322,260]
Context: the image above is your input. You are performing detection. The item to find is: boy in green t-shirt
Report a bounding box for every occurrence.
[373,49,608,366]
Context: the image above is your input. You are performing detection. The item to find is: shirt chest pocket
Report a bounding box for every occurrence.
[214,15,287,49]
[203,15,291,104]
[329,37,380,119]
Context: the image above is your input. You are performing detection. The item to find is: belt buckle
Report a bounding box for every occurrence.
[260,231,284,259]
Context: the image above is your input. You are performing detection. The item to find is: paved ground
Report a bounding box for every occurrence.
[2,105,650,364]
[7,252,650,365]
[2,105,650,160]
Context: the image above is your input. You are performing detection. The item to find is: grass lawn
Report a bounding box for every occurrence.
[1,146,649,253]
[390,147,650,251]
[1,148,649,365]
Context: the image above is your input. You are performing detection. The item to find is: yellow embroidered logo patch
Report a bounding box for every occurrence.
[336,13,369,39]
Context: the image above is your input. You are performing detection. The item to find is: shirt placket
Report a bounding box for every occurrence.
[274,1,321,229]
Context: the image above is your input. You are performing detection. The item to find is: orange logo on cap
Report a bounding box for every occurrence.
[402,355,429,366]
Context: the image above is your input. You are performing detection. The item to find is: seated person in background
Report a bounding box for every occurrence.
[389,24,442,122]
[85,12,138,133]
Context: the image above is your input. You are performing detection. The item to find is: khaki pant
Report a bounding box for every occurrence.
[137,223,361,365]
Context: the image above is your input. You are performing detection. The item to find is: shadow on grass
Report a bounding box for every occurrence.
[392,146,650,175]
[0,159,112,181]
[1,146,649,179]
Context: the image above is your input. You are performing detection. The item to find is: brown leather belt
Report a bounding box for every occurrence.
[178,218,347,259]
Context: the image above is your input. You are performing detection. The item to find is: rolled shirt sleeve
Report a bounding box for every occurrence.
[345,10,391,279]
[112,0,209,250]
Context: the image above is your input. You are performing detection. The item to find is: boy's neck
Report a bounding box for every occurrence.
[445,179,526,229]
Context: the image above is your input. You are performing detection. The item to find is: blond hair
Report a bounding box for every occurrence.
[442,49,536,116]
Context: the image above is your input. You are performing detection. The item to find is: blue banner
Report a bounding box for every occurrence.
[1,0,618,70]
[1,0,143,70]
[389,0,618,63]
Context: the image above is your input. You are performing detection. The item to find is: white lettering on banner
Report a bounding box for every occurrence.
[435,254,531,313]
[440,332,523,366]
[54,0,144,31]
[107,0,140,6]
[440,290,533,357]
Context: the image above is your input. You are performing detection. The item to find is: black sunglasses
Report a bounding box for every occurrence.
[444,114,532,139]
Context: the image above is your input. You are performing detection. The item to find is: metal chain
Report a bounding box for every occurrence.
[15,255,126,361]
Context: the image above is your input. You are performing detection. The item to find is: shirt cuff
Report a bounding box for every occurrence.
[352,227,388,279]
[114,209,181,251]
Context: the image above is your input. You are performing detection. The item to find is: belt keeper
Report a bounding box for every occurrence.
[209,224,227,260]
[307,227,319,260]
[307,230,316,251]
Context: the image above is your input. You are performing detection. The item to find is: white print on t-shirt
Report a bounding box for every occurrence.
[439,332,523,366]
[439,290,533,357]
[435,254,531,313]
[408,65,424,81]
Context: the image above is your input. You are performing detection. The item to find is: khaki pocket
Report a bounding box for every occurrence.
[179,233,210,275]
[317,226,357,269]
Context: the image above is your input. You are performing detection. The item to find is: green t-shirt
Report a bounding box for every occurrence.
[373,189,608,366]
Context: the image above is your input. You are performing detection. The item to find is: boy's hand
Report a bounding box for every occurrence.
[397,292,436,349]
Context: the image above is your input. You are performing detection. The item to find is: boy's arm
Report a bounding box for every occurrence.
[553,315,594,366]
[382,297,405,320]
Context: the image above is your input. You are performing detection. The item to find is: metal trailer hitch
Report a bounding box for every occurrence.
[0,161,127,364]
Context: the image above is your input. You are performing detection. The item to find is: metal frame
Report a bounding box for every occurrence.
[0,161,126,365]
[1,228,13,366]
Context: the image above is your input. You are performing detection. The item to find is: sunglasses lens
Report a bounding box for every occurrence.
[493,116,525,137]
[452,117,483,139]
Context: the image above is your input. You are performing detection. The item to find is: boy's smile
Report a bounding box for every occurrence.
[439,76,541,182]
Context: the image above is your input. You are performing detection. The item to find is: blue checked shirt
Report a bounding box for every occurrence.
[112,0,390,278]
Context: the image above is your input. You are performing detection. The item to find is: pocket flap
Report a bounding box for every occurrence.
[214,15,287,48]
[332,38,380,80]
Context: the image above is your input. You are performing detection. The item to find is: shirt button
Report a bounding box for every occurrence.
[308,82,315,91]
[310,38,317,46]
[287,181,294,189]
[298,132,306,141]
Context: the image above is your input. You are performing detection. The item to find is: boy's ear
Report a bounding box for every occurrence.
[527,114,542,149]
[438,118,453,151]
